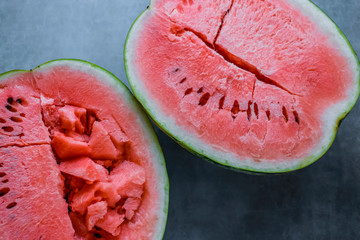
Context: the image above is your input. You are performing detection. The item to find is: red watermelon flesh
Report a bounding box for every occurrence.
[0,60,168,239]
[0,145,74,240]
[59,157,109,183]
[125,0,359,172]
[0,73,50,148]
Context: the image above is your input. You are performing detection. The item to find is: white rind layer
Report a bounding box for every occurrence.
[125,1,360,173]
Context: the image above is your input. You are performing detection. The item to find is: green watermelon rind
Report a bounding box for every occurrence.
[0,59,169,239]
[0,70,29,80]
[125,0,359,173]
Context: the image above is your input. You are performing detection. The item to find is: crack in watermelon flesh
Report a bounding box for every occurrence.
[129,0,355,164]
[0,66,162,239]
[181,26,298,96]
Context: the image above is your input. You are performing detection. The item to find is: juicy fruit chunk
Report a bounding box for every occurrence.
[86,201,108,230]
[101,119,130,156]
[59,157,108,182]
[96,209,125,236]
[123,197,142,220]
[59,105,87,133]
[69,212,93,240]
[71,182,121,214]
[125,0,359,172]
[110,161,146,198]
[52,132,90,159]
[89,121,119,160]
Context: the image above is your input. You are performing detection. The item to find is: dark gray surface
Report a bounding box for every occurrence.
[1,0,360,239]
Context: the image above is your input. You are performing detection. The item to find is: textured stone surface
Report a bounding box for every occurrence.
[1,0,359,239]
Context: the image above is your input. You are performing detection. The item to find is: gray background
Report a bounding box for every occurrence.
[1,0,359,239]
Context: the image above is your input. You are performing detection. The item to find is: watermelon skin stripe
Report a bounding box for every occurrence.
[0,59,169,240]
[124,0,360,173]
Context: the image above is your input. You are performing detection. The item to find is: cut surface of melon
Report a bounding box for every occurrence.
[125,0,360,173]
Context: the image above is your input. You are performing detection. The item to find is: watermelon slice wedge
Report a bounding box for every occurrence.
[0,59,168,239]
[124,0,360,173]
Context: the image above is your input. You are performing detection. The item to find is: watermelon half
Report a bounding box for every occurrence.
[124,0,360,173]
[0,59,168,239]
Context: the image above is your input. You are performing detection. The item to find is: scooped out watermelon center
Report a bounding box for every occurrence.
[40,103,146,238]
